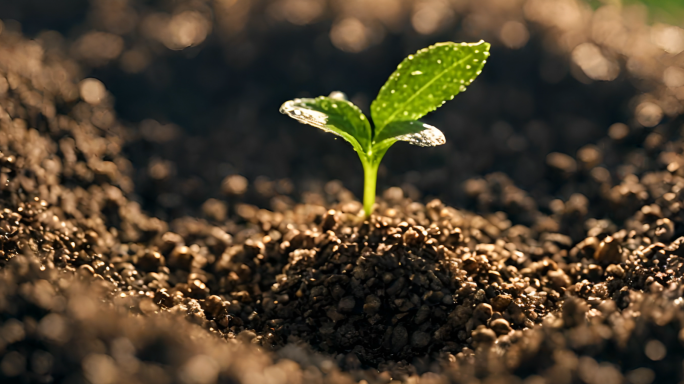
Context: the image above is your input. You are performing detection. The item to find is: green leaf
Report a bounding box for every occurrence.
[373,120,446,148]
[370,40,490,134]
[280,94,372,153]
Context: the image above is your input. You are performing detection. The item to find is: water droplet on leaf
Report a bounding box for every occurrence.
[328,91,348,101]
[395,123,446,147]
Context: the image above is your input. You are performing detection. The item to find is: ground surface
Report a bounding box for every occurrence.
[2,1,684,383]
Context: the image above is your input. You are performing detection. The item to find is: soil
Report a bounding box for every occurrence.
[2,1,684,384]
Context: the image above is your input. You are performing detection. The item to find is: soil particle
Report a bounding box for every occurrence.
[391,326,409,351]
[364,294,381,315]
[490,318,513,335]
[594,236,623,264]
[472,326,497,344]
[410,331,431,348]
[491,295,513,312]
[338,296,356,312]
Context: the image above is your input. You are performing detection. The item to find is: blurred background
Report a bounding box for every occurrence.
[1,0,683,229]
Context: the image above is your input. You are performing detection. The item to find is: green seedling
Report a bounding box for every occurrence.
[281,41,490,217]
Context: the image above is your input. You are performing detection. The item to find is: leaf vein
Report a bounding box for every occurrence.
[379,52,475,132]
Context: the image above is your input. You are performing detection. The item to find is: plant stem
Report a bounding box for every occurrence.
[362,161,379,218]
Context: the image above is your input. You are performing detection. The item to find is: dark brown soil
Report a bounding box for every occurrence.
[3,2,684,384]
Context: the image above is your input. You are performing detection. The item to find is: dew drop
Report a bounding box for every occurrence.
[391,90,395,94]
[473,59,479,62]
[466,65,471,69]
[328,91,348,101]
[408,55,414,60]
[474,50,479,53]
[403,111,408,116]
[403,84,407,88]
[332,103,338,108]
[280,100,333,135]
[360,115,366,120]
[476,70,482,75]
[411,70,423,76]
[437,60,442,64]
[395,124,446,147]
[460,79,464,84]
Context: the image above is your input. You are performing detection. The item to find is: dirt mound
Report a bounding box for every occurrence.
[3,3,684,383]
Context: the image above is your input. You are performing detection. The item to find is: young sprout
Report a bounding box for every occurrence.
[281,41,491,217]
